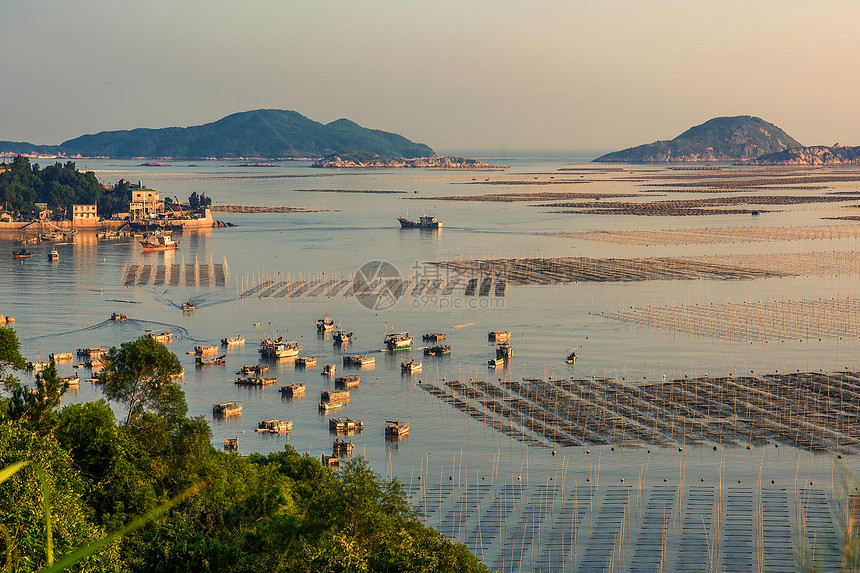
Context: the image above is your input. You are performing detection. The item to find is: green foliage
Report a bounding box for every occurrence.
[5,361,68,431]
[0,157,126,218]
[96,336,186,428]
[0,327,26,385]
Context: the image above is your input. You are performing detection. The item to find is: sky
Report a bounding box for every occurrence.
[2,0,859,154]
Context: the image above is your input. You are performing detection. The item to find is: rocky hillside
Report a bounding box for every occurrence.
[752,144,860,165]
[51,109,434,159]
[595,116,802,162]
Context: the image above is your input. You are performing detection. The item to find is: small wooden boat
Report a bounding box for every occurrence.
[295,356,317,367]
[343,355,374,367]
[424,345,451,357]
[401,357,422,373]
[488,357,506,369]
[50,352,73,362]
[496,342,513,360]
[224,437,238,451]
[321,364,336,377]
[77,347,108,359]
[335,375,360,389]
[86,359,104,370]
[316,314,335,332]
[195,345,219,355]
[329,417,364,433]
[48,249,59,261]
[385,418,410,438]
[319,401,343,412]
[422,332,446,342]
[235,376,277,386]
[566,349,578,365]
[182,302,195,312]
[12,249,33,259]
[61,374,80,388]
[257,419,292,434]
[279,384,305,397]
[196,355,226,366]
[213,401,242,417]
[489,331,511,342]
[237,364,268,376]
[110,312,127,322]
[321,389,350,404]
[221,335,245,346]
[398,213,441,229]
[321,453,340,468]
[259,338,301,359]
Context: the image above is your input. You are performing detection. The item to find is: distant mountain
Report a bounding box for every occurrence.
[594,116,802,162]
[752,144,860,165]
[29,109,434,160]
[0,141,62,156]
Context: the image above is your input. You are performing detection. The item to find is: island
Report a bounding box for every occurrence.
[311,151,504,169]
[594,116,802,163]
[751,144,860,165]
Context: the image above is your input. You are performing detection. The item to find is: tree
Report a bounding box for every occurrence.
[96,337,185,427]
[188,191,199,209]
[0,326,26,386]
[6,361,69,430]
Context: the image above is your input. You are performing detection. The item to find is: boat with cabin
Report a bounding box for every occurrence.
[181,302,195,312]
[489,331,511,342]
[424,345,451,357]
[398,213,442,229]
[335,375,360,389]
[196,355,226,366]
[385,418,410,438]
[213,401,242,417]
[221,335,245,346]
[422,332,446,342]
[111,312,127,322]
[496,342,513,361]
[140,232,179,251]
[257,419,292,434]
[333,439,355,455]
[295,356,317,367]
[259,337,302,359]
[488,357,506,369]
[333,329,353,345]
[195,345,218,355]
[49,352,73,362]
[321,364,336,376]
[329,417,364,433]
[343,354,375,367]
[319,401,344,412]
[321,389,350,404]
[401,357,422,373]
[235,376,277,386]
[315,314,335,332]
[384,332,413,351]
[147,330,172,343]
[49,249,59,261]
[237,364,268,376]
[12,249,33,259]
[279,384,306,397]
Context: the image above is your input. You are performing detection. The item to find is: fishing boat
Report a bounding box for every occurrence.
[27,360,49,371]
[48,249,59,261]
[224,437,239,452]
[321,364,336,376]
[384,332,413,351]
[147,330,172,343]
[195,355,226,366]
[110,312,127,322]
[235,376,277,386]
[333,329,353,345]
[566,349,578,365]
[496,342,513,361]
[319,401,343,412]
[77,347,108,359]
[49,352,73,362]
[181,302,195,312]
[315,314,335,332]
[221,335,245,346]
[12,249,33,259]
[332,439,355,455]
[321,389,350,404]
[237,364,268,376]
[398,213,442,229]
[488,357,505,369]
[401,357,422,373]
[343,354,375,367]
[194,345,219,355]
[422,332,446,342]
[424,345,451,357]
[321,453,340,468]
[335,375,360,389]
[329,417,364,433]
[488,331,511,342]
[257,419,292,434]
[295,356,317,367]
[259,338,302,359]
[140,232,179,251]
[213,401,242,417]
[279,384,306,397]
[385,418,410,438]
[62,374,80,388]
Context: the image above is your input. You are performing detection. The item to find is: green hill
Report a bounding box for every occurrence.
[54,109,434,159]
[594,116,802,162]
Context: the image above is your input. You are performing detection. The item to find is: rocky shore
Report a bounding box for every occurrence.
[751,145,860,165]
[311,154,504,170]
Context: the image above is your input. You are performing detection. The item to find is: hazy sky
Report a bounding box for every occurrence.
[2,0,859,153]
